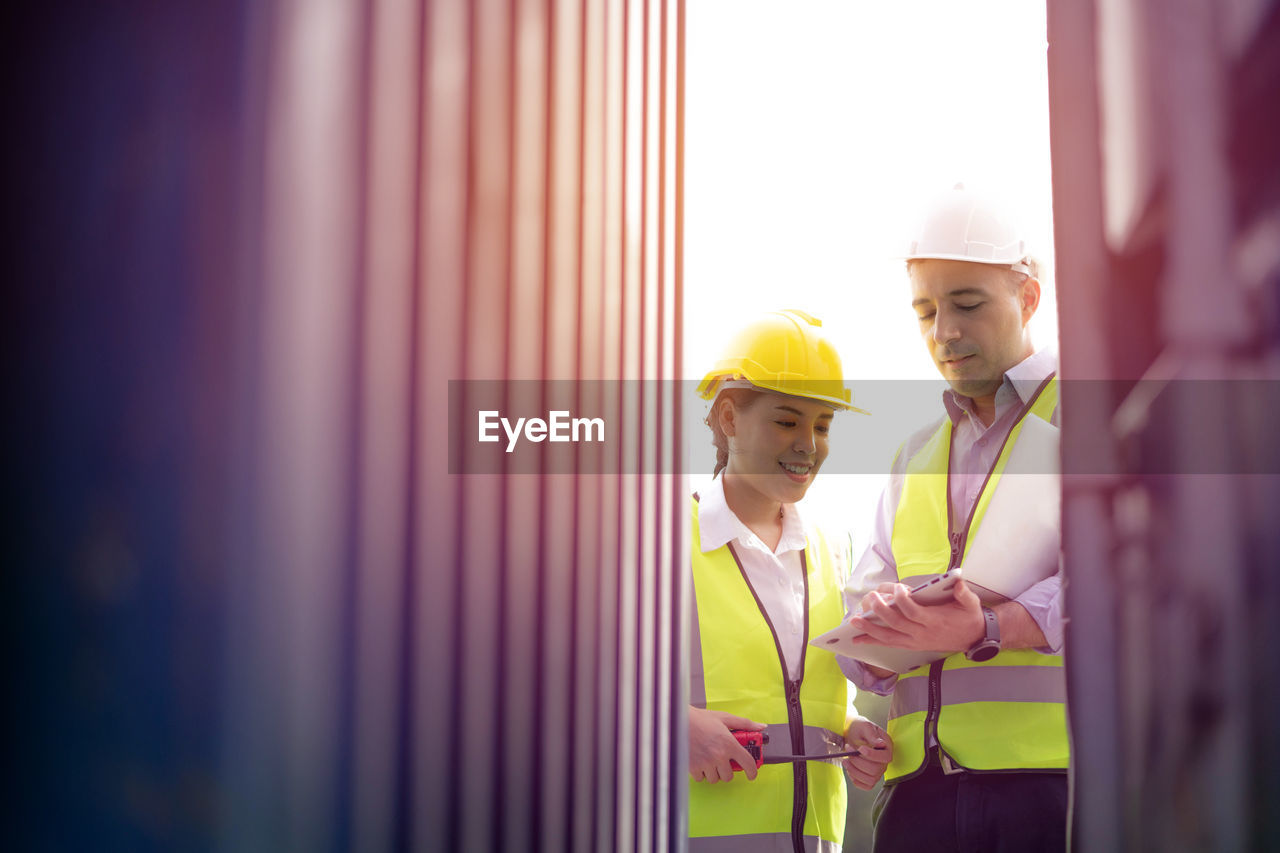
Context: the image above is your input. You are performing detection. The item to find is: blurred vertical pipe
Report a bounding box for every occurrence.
[414,0,469,846]
[502,0,548,847]
[669,1,688,846]
[1046,0,1124,850]
[350,1,420,850]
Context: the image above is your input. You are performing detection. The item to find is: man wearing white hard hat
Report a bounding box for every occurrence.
[838,186,1068,851]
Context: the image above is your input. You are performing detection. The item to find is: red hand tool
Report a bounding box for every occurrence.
[728,730,864,771]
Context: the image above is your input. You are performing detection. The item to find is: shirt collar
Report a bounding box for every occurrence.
[697,474,808,556]
[942,347,1058,424]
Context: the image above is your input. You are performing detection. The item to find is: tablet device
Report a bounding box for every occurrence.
[852,569,962,626]
[810,569,962,673]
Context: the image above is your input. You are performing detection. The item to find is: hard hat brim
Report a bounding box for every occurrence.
[903,252,1031,275]
[698,375,868,415]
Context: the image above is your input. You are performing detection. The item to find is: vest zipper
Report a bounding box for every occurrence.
[787,677,807,853]
[928,537,962,762]
[725,543,811,853]
[926,658,945,755]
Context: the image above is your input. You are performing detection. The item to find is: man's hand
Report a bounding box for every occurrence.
[688,706,765,783]
[842,718,892,791]
[847,578,985,654]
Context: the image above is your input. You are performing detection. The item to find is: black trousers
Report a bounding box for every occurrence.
[872,758,1068,853]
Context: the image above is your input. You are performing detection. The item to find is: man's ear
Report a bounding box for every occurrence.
[1019,276,1042,325]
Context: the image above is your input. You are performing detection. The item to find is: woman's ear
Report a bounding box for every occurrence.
[718,398,738,438]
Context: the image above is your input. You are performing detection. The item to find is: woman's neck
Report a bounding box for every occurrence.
[720,472,784,551]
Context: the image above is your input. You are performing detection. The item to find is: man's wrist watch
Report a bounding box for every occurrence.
[965,606,1001,662]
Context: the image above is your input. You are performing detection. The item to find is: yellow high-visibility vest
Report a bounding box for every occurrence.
[688,495,849,852]
[884,376,1069,783]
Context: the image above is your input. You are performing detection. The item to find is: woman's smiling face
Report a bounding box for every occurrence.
[721,390,835,505]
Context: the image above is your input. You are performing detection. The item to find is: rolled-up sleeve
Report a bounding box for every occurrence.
[1014,569,1064,655]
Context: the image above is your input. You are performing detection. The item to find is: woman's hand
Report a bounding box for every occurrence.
[842,717,892,791]
[688,706,765,783]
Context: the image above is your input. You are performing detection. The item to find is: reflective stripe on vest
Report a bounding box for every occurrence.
[689,496,848,851]
[690,834,842,853]
[885,377,1069,781]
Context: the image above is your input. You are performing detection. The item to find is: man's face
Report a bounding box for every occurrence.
[909,259,1039,399]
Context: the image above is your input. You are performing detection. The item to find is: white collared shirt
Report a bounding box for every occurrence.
[697,474,813,681]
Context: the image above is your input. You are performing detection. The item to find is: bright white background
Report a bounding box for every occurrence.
[685,0,1057,552]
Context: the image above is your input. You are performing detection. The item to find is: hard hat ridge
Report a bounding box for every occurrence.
[906,184,1031,274]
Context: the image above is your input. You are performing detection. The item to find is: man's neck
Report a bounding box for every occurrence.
[968,347,1037,426]
[969,392,998,427]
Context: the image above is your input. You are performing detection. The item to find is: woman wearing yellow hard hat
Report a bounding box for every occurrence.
[686,309,892,852]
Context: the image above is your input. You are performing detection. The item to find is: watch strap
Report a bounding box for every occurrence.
[965,606,1001,661]
[980,605,999,643]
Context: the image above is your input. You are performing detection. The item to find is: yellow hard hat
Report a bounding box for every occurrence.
[697,309,867,413]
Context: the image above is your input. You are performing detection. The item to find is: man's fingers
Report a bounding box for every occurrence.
[867,591,922,631]
[848,622,914,646]
[887,583,932,621]
[882,586,934,626]
[953,577,980,607]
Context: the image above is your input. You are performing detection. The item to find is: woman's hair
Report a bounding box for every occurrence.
[706,387,764,478]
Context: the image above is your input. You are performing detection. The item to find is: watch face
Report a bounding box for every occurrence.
[969,643,999,663]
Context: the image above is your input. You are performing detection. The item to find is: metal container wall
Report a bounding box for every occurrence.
[220,0,687,850]
[1049,1,1280,849]
[10,0,686,851]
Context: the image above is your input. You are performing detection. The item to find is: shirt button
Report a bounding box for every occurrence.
[791,626,799,635]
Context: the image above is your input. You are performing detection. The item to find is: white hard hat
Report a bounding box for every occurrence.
[906,184,1031,275]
